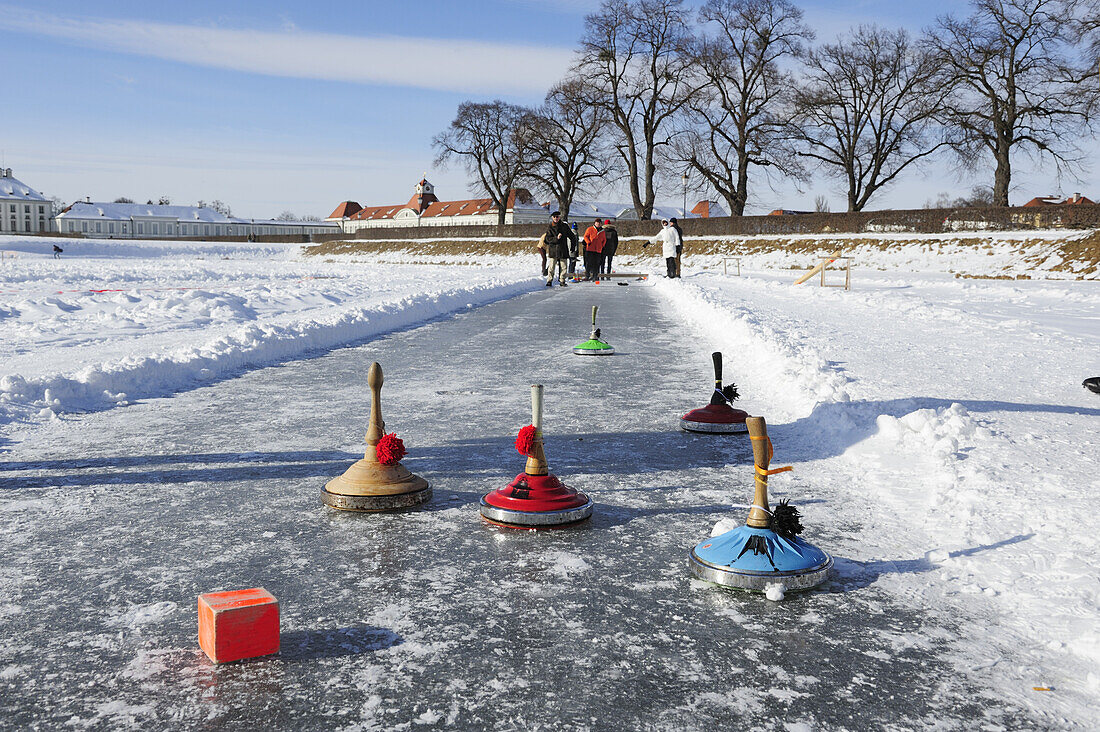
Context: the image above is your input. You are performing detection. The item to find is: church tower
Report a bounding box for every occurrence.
[407,175,438,213]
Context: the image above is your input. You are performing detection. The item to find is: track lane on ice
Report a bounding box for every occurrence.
[0,281,1039,729]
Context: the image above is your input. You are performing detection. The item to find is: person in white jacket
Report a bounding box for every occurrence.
[645,219,681,278]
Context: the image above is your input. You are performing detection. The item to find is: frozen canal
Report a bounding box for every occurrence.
[1,282,1039,729]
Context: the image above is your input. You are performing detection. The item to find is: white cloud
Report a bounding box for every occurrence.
[0,5,574,96]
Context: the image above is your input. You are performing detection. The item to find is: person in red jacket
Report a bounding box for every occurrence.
[582,220,605,281]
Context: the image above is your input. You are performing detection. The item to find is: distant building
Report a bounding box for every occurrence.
[767,209,813,216]
[0,168,54,234]
[1021,193,1096,207]
[328,178,549,233]
[55,201,337,238]
[691,200,727,218]
[566,199,726,222]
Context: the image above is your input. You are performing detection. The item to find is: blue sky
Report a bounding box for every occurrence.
[2,0,1096,217]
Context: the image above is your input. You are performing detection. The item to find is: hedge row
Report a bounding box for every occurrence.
[335,203,1100,241]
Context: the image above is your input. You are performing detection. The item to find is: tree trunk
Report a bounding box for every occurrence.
[992,142,1012,207]
[732,153,750,217]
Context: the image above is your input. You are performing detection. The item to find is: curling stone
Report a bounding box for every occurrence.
[480,384,593,528]
[689,416,831,594]
[680,352,749,433]
[321,362,431,511]
[573,305,615,355]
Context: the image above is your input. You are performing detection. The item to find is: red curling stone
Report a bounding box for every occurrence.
[480,472,593,528]
[680,402,750,434]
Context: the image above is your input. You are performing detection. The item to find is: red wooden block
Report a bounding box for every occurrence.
[197,587,280,664]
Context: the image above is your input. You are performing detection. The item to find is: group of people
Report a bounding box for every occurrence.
[538,212,621,287]
[537,211,683,286]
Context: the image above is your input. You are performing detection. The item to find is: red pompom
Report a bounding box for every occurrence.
[515,424,537,456]
[376,433,407,466]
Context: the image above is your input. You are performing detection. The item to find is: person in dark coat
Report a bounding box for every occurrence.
[52,244,63,259]
[544,211,576,286]
[601,219,618,275]
[568,221,579,275]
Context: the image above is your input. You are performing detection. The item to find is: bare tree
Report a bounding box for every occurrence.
[521,79,614,221]
[276,210,297,221]
[923,185,996,208]
[113,197,134,203]
[576,0,696,219]
[677,0,813,216]
[814,194,830,212]
[790,25,949,211]
[157,195,172,206]
[1079,0,1100,59]
[433,100,532,225]
[926,0,1099,206]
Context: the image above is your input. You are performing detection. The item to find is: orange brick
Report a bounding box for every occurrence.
[197,587,279,664]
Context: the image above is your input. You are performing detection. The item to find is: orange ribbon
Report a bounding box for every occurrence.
[749,434,793,477]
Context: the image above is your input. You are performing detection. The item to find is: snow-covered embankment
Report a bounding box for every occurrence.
[654,272,1100,725]
[0,237,539,431]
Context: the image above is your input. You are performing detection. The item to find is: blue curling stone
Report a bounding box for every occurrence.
[690,525,832,592]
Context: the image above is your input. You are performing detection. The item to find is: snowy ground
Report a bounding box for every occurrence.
[0,237,537,434]
[1,237,1097,729]
[652,268,1100,727]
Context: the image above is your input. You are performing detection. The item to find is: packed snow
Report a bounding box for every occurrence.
[0,237,539,431]
[651,267,1099,723]
[1,233,1097,728]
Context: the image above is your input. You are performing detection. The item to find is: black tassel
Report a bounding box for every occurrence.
[594,328,601,339]
[721,383,740,402]
[771,499,803,539]
[735,534,778,570]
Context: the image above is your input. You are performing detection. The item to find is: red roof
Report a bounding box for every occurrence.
[343,188,537,221]
[692,201,712,218]
[327,201,362,219]
[1022,194,1096,207]
[405,190,439,213]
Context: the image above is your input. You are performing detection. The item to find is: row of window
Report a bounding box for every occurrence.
[6,203,47,215]
[61,220,331,236]
[2,216,48,232]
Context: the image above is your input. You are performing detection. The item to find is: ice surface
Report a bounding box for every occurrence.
[1,238,1096,728]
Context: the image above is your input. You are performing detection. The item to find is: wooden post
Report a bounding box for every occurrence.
[746,416,771,528]
[525,384,549,476]
[364,362,384,463]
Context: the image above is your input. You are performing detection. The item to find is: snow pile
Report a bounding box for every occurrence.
[0,237,539,431]
[651,277,851,423]
[872,403,986,460]
[656,268,1100,722]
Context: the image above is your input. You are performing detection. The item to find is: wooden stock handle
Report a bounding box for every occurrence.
[746,416,771,528]
[530,384,544,431]
[366,361,384,455]
[526,384,549,476]
[591,305,598,326]
[711,351,723,387]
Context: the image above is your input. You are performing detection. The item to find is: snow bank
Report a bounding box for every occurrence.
[656,269,1100,724]
[650,277,850,423]
[0,279,536,428]
[0,238,540,431]
[0,235,298,260]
